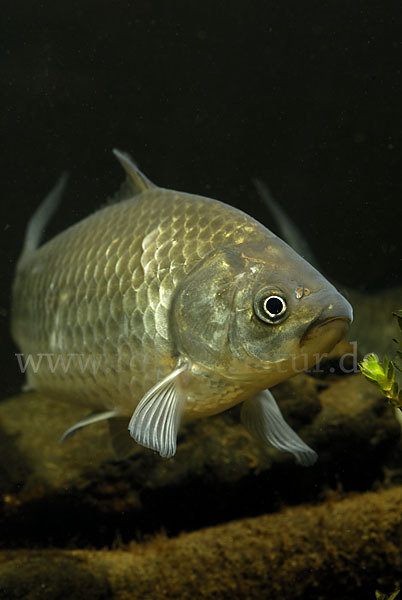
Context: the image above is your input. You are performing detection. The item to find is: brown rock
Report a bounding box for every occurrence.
[1,486,402,600]
[0,374,399,547]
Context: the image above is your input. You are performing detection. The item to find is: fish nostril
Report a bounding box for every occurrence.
[294,287,311,300]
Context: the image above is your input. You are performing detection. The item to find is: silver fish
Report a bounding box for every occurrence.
[11,150,353,465]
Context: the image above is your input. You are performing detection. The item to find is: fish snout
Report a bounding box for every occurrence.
[319,292,353,325]
[300,294,353,346]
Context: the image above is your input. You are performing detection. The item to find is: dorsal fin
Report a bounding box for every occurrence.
[112,149,155,197]
[253,178,318,268]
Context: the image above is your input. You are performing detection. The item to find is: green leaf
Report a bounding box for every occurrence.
[376,589,400,600]
[360,310,402,406]
[384,355,390,375]
[389,382,401,405]
[393,310,402,333]
[359,354,385,382]
[386,359,395,387]
[391,381,399,398]
[360,355,395,392]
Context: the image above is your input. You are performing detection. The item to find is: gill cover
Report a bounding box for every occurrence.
[171,247,247,368]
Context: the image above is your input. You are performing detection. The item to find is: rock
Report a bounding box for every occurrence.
[1,485,402,600]
[0,372,399,547]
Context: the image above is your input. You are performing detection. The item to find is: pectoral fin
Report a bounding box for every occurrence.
[240,389,317,466]
[60,409,119,443]
[128,364,188,458]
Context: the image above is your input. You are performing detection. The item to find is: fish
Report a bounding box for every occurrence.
[253,178,318,268]
[11,150,353,465]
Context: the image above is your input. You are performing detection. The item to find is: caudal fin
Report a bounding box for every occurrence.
[17,173,68,268]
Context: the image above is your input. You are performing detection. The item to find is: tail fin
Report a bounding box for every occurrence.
[17,173,68,268]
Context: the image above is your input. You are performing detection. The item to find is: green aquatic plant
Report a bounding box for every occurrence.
[359,310,402,408]
[375,588,400,600]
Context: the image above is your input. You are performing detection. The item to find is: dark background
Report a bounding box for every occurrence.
[1,0,401,398]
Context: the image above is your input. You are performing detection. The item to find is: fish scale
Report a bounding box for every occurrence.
[11,150,352,461]
[12,179,258,415]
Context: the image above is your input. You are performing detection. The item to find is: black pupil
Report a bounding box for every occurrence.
[265,296,284,316]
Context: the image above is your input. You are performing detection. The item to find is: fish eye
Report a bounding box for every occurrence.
[254,290,288,324]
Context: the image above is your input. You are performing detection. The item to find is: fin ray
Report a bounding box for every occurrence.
[113,149,155,196]
[128,364,187,458]
[60,409,119,443]
[253,178,318,268]
[18,173,68,267]
[241,389,317,466]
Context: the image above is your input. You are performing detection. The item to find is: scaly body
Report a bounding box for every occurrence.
[12,182,271,416]
[11,150,353,461]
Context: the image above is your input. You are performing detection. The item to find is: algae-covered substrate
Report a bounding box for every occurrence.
[1,330,402,599]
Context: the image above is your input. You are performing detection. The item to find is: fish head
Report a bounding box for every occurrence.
[171,237,353,384]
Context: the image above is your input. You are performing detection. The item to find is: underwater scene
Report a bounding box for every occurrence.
[1,2,402,599]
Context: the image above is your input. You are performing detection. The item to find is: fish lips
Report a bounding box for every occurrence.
[300,313,352,348]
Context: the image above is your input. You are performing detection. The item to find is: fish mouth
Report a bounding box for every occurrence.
[300,315,351,346]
